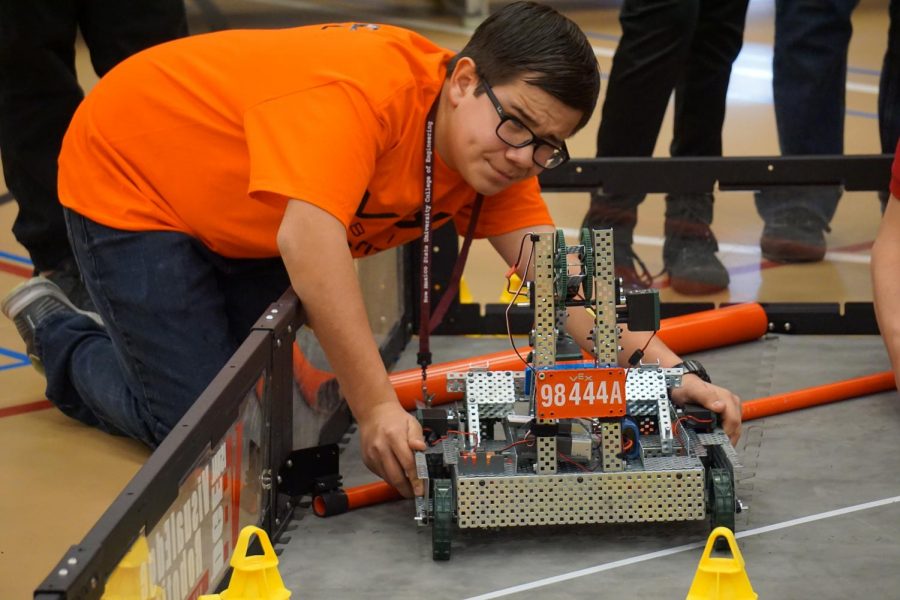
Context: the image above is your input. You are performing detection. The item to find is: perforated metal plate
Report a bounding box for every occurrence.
[414,452,430,525]
[625,367,670,401]
[465,371,517,404]
[533,233,556,368]
[536,430,558,474]
[464,371,517,440]
[592,229,617,365]
[600,421,625,472]
[642,456,704,471]
[448,371,525,395]
[455,469,706,528]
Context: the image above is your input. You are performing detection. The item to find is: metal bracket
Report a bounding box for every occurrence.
[277,444,342,497]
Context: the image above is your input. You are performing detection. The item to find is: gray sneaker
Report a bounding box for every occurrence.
[663,194,730,295]
[760,208,830,263]
[582,192,653,290]
[1,277,102,373]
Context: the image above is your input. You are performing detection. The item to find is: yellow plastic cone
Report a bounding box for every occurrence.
[499,273,524,304]
[459,276,474,304]
[200,526,291,600]
[102,535,161,600]
[686,527,758,600]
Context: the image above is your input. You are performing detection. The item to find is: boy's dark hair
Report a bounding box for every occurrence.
[447,1,600,132]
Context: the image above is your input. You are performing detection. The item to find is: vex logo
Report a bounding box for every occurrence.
[568,372,592,382]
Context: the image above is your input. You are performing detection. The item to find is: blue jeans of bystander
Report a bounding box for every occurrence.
[756,0,900,222]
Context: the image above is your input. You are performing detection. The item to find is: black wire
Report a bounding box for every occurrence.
[506,238,535,375]
[505,233,532,295]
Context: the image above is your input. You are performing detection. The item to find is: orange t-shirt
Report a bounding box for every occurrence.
[58,23,551,259]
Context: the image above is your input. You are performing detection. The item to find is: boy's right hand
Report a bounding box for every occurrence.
[356,398,426,498]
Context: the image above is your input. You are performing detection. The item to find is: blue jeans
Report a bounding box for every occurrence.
[33,210,290,448]
[756,0,900,222]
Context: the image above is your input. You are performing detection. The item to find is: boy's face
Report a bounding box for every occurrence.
[443,59,583,196]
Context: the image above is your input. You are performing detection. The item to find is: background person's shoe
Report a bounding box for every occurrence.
[1,277,102,372]
[613,243,654,291]
[662,194,729,295]
[582,192,652,290]
[663,239,730,295]
[760,208,829,263]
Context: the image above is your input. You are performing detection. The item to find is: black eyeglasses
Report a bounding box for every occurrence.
[481,78,570,170]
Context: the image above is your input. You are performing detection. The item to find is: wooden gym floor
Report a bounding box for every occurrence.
[0,0,893,596]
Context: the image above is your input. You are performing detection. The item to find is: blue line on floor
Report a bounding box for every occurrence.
[0,250,32,265]
[849,66,881,77]
[0,347,29,371]
[847,109,878,119]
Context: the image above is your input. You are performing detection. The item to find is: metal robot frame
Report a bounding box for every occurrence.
[414,228,741,560]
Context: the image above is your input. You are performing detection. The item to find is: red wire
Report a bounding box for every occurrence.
[498,438,535,453]
[557,451,592,472]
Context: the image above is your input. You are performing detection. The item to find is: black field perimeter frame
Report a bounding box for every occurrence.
[428,154,893,336]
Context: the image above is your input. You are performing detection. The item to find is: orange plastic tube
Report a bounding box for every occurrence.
[393,302,768,409]
[392,348,530,410]
[742,371,896,421]
[656,303,768,355]
[313,480,402,517]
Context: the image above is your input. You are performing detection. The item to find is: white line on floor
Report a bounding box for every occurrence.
[464,494,900,600]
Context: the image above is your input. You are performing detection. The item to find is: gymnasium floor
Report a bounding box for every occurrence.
[0,0,895,597]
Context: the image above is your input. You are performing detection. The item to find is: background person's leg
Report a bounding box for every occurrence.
[79,0,187,76]
[755,0,858,262]
[0,2,80,274]
[586,0,698,289]
[880,0,900,155]
[663,0,749,294]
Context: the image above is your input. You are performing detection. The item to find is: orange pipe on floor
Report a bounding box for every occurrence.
[313,481,402,517]
[393,302,768,409]
[742,371,896,421]
[392,348,531,410]
[655,303,768,355]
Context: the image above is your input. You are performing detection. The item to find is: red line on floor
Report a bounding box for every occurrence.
[653,238,875,291]
[833,240,874,253]
[0,260,32,278]
[0,400,53,419]
[721,238,876,279]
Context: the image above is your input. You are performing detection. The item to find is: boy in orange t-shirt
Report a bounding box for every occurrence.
[2,2,741,497]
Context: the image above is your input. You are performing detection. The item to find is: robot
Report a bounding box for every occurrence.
[414,229,740,560]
